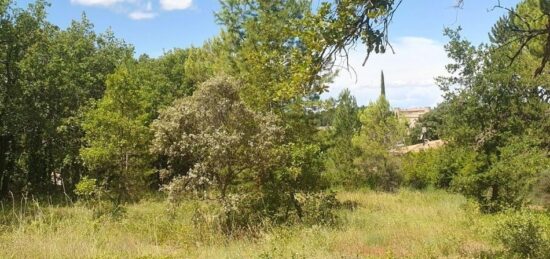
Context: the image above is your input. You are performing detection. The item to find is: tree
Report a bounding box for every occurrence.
[0,1,132,197]
[407,104,447,144]
[324,89,361,186]
[456,0,550,77]
[215,0,402,144]
[434,1,550,212]
[352,96,406,190]
[80,64,154,201]
[151,75,283,200]
[79,48,194,200]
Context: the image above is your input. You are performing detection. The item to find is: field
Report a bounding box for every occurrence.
[0,189,503,258]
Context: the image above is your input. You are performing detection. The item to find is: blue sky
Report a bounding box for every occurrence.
[17,0,521,107]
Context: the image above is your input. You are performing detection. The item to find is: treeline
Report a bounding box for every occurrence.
[0,1,134,197]
[1,0,403,229]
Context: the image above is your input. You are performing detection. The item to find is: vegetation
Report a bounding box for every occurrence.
[353,96,407,191]
[1,0,549,257]
[3,189,547,258]
[324,89,361,186]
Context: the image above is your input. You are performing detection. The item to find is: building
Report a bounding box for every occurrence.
[395,107,431,128]
[378,70,431,128]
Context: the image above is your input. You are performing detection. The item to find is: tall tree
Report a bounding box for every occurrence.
[435,1,550,212]
[215,0,402,142]
[324,89,361,186]
[353,96,406,191]
[0,1,132,197]
[80,50,193,199]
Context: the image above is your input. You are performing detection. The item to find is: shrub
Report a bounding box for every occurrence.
[187,191,340,236]
[436,146,476,189]
[294,192,341,226]
[151,76,283,201]
[154,76,337,233]
[75,177,126,219]
[74,176,98,200]
[452,138,549,213]
[323,89,361,187]
[401,150,439,189]
[493,211,550,258]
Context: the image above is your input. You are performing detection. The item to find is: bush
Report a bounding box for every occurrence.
[452,139,549,213]
[294,192,340,226]
[493,211,550,258]
[74,176,98,200]
[75,177,126,219]
[154,76,336,233]
[186,191,340,236]
[436,146,476,189]
[401,150,439,189]
[352,96,407,192]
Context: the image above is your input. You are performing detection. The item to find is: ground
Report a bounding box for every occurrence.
[0,189,501,258]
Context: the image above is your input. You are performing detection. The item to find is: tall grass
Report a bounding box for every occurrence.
[0,189,504,258]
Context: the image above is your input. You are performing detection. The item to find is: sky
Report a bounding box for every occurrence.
[17,0,522,108]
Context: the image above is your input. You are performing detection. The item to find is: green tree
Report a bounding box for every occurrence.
[151,76,283,200]
[80,64,154,201]
[324,89,361,186]
[80,48,194,199]
[0,1,132,197]
[352,96,406,190]
[215,0,402,142]
[407,104,446,144]
[434,1,550,212]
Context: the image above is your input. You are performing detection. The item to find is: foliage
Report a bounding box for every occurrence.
[451,138,550,213]
[532,170,550,209]
[324,89,361,186]
[80,63,154,201]
[0,1,133,197]
[79,49,193,200]
[406,104,446,144]
[294,191,340,226]
[401,150,439,189]
[73,176,126,219]
[493,210,550,258]
[74,176,97,200]
[433,1,550,212]
[214,0,402,151]
[352,96,407,191]
[216,0,331,112]
[492,0,550,77]
[153,76,335,231]
[152,76,283,199]
[434,145,477,189]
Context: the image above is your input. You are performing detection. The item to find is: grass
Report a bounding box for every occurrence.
[0,189,502,258]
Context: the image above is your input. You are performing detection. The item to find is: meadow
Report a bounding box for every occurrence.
[0,189,504,258]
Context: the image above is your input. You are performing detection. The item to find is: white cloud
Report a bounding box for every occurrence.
[129,10,157,20]
[70,0,126,7]
[328,36,450,108]
[72,0,194,19]
[160,0,192,11]
[128,1,157,20]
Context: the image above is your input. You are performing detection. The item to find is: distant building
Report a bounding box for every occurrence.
[395,107,431,128]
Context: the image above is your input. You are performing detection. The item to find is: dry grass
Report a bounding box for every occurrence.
[0,189,500,258]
